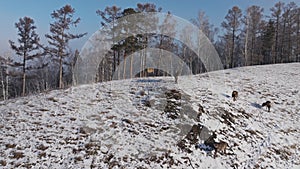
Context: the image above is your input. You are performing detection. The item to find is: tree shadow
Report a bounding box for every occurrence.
[251,102,262,109]
[221,93,231,98]
[135,78,162,83]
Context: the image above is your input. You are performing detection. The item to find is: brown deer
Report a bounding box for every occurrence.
[213,141,228,158]
[262,101,271,112]
[232,91,238,101]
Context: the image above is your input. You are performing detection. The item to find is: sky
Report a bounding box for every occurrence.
[0,0,299,56]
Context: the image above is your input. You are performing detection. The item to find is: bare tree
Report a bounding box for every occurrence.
[221,6,242,68]
[136,3,162,13]
[0,56,8,100]
[243,5,264,65]
[296,7,300,62]
[191,10,218,43]
[281,2,298,62]
[46,4,87,89]
[270,2,284,63]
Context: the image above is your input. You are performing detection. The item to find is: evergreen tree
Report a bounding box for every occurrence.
[261,20,275,64]
[96,5,122,75]
[45,4,87,89]
[9,17,42,96]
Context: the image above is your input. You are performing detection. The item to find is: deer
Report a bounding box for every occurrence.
[213,141,228,158]
[262,101,271,112]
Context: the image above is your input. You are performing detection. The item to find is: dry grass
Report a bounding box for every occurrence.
[10,151,25,159]
[0,160,7,166]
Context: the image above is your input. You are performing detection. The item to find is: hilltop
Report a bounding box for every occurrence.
[0,63,299,168]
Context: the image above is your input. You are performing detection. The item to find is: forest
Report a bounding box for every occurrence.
[0,1,299,100]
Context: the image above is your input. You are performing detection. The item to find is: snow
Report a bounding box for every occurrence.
[0,63,300,168]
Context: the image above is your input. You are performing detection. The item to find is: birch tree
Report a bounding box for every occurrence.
[191,10,218,43]
[243,5,264,65]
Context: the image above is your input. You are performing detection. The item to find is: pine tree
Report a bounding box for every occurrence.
[9,17,42,96]
[45,4,87,89]
[96,5,122,76]
[261,19,275,64]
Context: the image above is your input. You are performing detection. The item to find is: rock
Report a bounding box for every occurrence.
[79,126,97,135]
[144,100,151,107]
[100,145,109,154]
[198,104,205,114]
[199,126,211,141]
[185,124,203,144]
[177,124,204,153]
[122,118,133,125]
[104,154,114,163]
[204,132,217,148]
[163,90,181,119]
[165,89,181,100]
[217,107,235,125]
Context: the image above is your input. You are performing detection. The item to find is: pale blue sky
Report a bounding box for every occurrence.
[0,0,299,55]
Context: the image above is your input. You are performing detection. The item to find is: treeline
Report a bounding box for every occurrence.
[0,1,299,100]
[95,1,300,82]
[217,2,300,68]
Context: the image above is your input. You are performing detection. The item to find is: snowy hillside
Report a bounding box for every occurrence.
[0,63,299,169]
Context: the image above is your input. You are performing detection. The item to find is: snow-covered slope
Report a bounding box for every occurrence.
[0,63,299,169]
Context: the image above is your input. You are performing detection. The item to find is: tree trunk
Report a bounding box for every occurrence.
[275,16,280,63]
[231,29,235,68]
[251,36,255,65]
[140,50,143,78]
[22,51,26,96]
[1,70,5,100]
[6,72,8,99]
[117,50,120,80]
[281,21,286,63]
[59,13,67,89]
[297,11,300,62]
[59,53,63,89]
[244,25,249,66]
[287,23,291,62]
[144,37,148,77]
[22,72,26,96]
[123,52,127,79]
[130,53,133,79]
